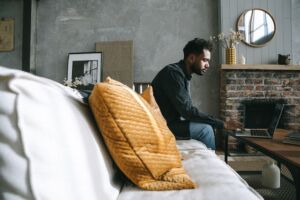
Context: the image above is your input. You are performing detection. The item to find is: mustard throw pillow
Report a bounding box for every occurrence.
[140,86,166,123]
[89,77,196,190]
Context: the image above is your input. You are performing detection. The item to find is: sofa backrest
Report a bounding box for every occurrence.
[0,66,121,200]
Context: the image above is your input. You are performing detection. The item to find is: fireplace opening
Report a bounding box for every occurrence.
[243,99,285,129]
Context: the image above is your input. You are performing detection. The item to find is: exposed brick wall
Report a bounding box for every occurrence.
[220,70,300,131]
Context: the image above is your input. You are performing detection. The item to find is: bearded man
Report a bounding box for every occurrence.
[151,38,224,150]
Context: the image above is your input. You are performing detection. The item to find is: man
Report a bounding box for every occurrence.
[151,38,224,150]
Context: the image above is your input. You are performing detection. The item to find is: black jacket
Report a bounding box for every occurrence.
[151,60,224,139]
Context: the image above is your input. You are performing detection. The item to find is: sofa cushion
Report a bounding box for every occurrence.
[140,87,207,151]
[89,77,196,190]
[0,66,121,200]
[176,139,208,151]
[140,86,166,122]
[118,148,263,200]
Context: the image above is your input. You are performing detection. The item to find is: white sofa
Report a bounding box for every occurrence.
[0,66,263,200]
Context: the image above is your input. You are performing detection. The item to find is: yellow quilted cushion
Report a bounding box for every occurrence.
[140,86,166,124]
[89,77,196,190]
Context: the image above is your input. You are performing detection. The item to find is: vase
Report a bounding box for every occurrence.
[262,161,280,189]
[225,48,236,64]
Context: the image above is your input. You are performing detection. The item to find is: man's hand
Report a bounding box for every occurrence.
[224,119,242,130]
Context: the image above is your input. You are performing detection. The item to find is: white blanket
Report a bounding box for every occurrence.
[118,141,263,200]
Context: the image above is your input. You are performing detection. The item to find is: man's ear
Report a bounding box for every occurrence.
[187,54,196,63]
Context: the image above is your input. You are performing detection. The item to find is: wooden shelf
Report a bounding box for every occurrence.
[221,64,300,71]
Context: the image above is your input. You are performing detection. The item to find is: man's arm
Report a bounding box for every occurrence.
[163,70,224,128]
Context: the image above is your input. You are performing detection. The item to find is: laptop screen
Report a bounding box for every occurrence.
[267,104,284,136]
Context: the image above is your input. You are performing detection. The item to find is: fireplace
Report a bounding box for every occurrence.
[219,64,300,149]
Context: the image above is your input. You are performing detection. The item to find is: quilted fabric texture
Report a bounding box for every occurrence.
[140,86,166,123]
[89,77,196,190]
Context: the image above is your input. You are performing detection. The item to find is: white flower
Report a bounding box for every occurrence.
[73,77,83,86]
[63,77,83,88]
[218,33,225,40]
[210,29,243,49]
[63,78,74,87]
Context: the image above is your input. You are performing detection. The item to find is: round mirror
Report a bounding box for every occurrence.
[236,9,276,47]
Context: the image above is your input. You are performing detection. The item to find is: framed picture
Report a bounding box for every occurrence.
[67,52,102,90]
[0,18,14,52]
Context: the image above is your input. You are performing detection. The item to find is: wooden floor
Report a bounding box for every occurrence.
[216,151,293,181]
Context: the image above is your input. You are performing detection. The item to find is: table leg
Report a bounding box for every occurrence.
[224,131,228,163]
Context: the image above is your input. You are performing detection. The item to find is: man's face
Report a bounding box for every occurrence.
[191,49,211,75]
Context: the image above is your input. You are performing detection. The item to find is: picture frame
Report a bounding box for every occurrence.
[0,18,14,52]
[67,52,102,90]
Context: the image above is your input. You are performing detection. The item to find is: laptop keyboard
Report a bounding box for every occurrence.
[250,130,268,136]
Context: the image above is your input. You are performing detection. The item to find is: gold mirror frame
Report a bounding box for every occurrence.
[236,8,276,48]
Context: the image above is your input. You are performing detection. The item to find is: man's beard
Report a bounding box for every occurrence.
[192,63,205,76]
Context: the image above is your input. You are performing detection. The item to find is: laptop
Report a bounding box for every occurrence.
[235,104,284,138]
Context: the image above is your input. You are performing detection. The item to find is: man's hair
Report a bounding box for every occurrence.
[183,38,213,59]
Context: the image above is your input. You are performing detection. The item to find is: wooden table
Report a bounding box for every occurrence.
[224,129,300,200]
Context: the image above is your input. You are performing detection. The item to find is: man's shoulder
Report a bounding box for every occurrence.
[165,63,181,71]
[152,62,185,86]
[162,63,185,77]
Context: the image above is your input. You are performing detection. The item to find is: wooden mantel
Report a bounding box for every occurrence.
[221,64,300,71]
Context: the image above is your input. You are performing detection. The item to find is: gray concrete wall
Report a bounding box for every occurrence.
[0,0,23,69]
[1,0,299,118]
[292,0,300,65]
[36,0,221,116]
